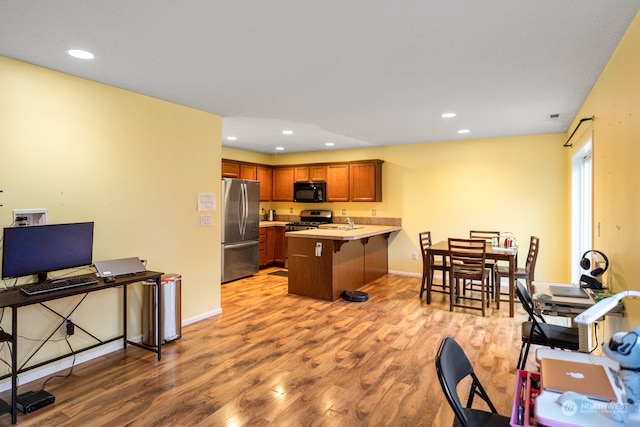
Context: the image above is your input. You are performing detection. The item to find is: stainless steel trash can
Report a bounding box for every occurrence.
[142,273,182,346]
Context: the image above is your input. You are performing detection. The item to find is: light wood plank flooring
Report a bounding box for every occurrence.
[1,269,531,426]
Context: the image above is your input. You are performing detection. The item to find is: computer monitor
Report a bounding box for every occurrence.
[2,222,94,282]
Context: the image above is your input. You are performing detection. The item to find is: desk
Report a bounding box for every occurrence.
[424,240,518,317]
[531,348,640,426]
[0,271,163,424]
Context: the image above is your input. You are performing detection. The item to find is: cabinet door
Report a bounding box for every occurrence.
[274,226,286,265]
[310,165,327,182]
[257,166,272,201]
[272,167,294,201]
[350,161,383,202]
[326,164,350,202]
[265,226,276,265]
[240,164,257,180]
[222,160,240,178]
[294,166,310,182]
[259,228,267,268]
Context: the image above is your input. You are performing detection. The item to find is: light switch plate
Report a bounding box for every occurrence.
[200,215,212,227]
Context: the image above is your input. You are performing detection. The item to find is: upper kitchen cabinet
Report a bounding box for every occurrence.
[309,165,327,182]
[350,160,383,202]
[257,165,272,201]
[221,159,240,178]
[272,166,294,201]
[326,164,350,202]
[294,166,310,183]
[240,164,257,180]
[294,165,327,182]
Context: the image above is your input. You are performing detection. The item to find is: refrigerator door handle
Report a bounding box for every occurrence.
[224,240,258,249]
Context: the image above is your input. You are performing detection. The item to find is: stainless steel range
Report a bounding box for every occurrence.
[285,210,333,231]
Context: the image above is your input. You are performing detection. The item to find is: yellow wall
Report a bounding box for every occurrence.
[0,57,221,371]
[226,133,569,282]
[566,12,640,327]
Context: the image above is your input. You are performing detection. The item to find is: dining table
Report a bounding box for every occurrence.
[424,240,519,317]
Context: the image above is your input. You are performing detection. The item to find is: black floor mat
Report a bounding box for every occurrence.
[268,270,288,277]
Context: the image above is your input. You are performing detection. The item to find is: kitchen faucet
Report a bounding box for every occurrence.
[345,217,355,230]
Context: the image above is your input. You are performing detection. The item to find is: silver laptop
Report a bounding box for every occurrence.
[94,257,146,278]
[549,285,589,299]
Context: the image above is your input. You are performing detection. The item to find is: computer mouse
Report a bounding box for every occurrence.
[556,391,591,406]
[104,276,116,283]
[538,293,552,300]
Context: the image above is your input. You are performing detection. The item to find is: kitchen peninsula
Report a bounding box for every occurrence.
[286,225,401,301]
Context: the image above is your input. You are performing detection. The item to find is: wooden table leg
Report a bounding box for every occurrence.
[509,254,515,317]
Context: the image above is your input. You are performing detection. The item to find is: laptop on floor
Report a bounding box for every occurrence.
[94,257,146,278]
[540,358,617,402]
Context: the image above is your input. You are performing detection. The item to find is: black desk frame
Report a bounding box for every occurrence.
[0,271,163,424]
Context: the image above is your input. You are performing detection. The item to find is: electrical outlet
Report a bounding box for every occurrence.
[342,209,346,215]
[412,252,418,260]
[199,215,212,227]
[290,208,293,213]
[372,209,376,216]
[64,315,74,335]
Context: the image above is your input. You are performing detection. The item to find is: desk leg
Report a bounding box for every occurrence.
[509,256,515,317]
[156,277,162,361]
[123,284,128,349]
[11,308,17,424]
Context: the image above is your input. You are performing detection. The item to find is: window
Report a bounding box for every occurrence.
[571,138,592,283]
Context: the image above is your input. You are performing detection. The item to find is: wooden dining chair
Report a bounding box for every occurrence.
[495,236,540,300]
[469,230,501,301]
[419,231,448,300]
[448,238,491,316]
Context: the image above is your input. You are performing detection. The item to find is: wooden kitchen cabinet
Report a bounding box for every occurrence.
[274,226,286,265]
[259,228,267,267]
[294,166,310,182]
[257,165,272,201]
[272,166,294,201]
[350,160,383,202]
[309,165,327,182]
[326,164,350,202]
[240,164,257,180]
[222,160,240,178]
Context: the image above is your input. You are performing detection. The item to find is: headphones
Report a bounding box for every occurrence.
[580,250,609,277]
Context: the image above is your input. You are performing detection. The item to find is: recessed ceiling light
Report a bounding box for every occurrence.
[275,146,285,151]
[282,130,293,135]
[325,142,335,147]
[457,129,470,134]
[441,112,456,118]
[66,49,94,60]
[226,136,237,141]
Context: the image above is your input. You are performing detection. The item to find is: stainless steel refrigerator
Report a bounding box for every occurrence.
[221,178,260,283]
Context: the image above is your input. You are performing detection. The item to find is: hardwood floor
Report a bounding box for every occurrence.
[1,269,530,426]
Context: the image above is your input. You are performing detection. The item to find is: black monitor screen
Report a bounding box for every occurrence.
[2,222,94,280]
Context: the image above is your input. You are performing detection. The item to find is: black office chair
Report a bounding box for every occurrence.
[436,337,510,427]
[516,281,580,370]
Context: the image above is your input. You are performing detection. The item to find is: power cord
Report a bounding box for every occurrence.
[41,335,76,391]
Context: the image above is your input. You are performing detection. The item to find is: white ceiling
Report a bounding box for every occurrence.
[1,1,638,154]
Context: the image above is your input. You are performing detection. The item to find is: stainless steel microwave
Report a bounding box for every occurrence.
[293,182,326,203]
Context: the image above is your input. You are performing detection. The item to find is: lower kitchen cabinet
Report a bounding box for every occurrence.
[259,226,286,268]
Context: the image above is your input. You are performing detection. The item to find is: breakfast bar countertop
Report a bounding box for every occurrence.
[285,224,401,241]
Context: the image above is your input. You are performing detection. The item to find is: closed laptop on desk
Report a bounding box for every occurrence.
[549,285,589,299]
[541,358,617,401]
[94,257,146,278]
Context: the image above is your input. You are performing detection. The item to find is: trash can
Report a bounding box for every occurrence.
[142,273,182,346]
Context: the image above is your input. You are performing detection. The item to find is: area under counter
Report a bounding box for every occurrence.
[286,225,401,301]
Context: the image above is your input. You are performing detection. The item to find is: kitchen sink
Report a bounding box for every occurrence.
[319,225,364,231]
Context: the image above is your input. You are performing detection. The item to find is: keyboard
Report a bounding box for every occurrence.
[21,276,99,296]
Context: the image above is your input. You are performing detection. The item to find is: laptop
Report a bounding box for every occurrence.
[549,285,589,299]
[94,257,146,278]
[541,358,617,401]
